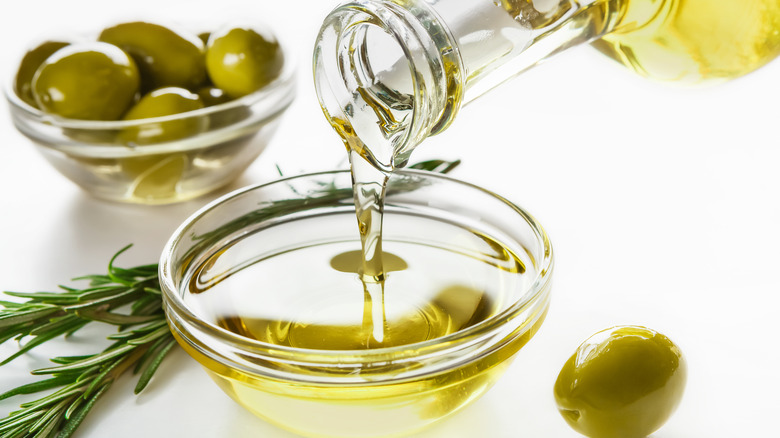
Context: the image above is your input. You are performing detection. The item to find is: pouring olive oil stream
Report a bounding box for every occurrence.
[309,0,780,348]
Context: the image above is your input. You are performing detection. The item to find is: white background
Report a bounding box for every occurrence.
[1,1,779,437]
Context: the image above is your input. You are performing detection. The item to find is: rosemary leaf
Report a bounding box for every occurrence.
[0,306,62,327]
[133,335,171,375]
[5,422,32,438]
[1,318,88,366]
[73,308,159,326]
[62,395,84,421]
[76,286,133,302]
[0,376,74,402]
[408,158,461,173]
[63,287,144,312]
[48,356,92,365]
[82,355,128,399]
[55,382,111,438]
[29,315,84,337]
[29,398,68,436]
[0,408,45,433]
[134,337,177,394]
[126,325,170,346]
[17,383,85,413]
[31,344,136,376]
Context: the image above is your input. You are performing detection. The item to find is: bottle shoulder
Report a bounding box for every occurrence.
[596,0,780,83]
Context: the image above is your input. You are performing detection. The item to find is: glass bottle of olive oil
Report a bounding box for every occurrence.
[315,0,779,348]
[314,0,780,169]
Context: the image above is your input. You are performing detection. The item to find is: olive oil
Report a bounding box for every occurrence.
[348,149,392,346]
[180,210,544,437]
[499,0,780,83]
[185,213,528,351]
[592,0,780,83]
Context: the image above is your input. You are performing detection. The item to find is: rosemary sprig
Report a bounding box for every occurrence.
[0,158,460,438]
[0,245,174,438]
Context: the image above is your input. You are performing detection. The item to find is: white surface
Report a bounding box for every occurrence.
[1,1,779,437]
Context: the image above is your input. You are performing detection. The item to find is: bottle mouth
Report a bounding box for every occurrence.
[313,0,464,170]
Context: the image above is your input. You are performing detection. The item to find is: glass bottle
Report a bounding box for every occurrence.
[313,0,780,169]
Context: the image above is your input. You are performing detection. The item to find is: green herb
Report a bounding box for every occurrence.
[0,245,173,438]
[0,159,460,438]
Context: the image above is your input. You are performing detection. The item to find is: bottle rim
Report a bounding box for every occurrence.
[312,0,465,169]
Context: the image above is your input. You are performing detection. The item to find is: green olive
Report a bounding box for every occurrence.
[196,85,250,129]
[14,41,70,108]
[32,42,139,120]
[99,21,206,91]
[554,326,686,438]
[122,152,188,202]
[120,87,206,145]
[205,26,283,98]
[196,86,231,106]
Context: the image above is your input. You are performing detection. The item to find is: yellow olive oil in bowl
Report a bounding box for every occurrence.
[161,169,553,438]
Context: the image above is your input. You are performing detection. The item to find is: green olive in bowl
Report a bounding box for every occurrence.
[118,87,206,200]
[99,21,206,91]
[196,86,231,107]
[31,42,140,120]
[120,87,206,145]
[553,326,686,438]
[205,26,284,98]
[14,40,70,108]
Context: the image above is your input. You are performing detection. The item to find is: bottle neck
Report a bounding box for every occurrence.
[314,0,463,170]
[314,0,628,169]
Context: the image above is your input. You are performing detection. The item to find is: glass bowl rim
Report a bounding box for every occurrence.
[4,30,297,157]
[159,168,554,368]
[4,48,296,127]
[4,64,295,157]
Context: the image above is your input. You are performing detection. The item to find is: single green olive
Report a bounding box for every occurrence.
[120,87,206,145]
[32,42,139,120]
[554,326,686,438]
[196,85,250,129]
[122,152,188,201]
[205,26,283,98]
[196,86,231,107]
[14,40,70,108]
[99,21,206,91]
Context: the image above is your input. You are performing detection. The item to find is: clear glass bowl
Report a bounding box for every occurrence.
[4,38,296,205]
[159,169,554,438]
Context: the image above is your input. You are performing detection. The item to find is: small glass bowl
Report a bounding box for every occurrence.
[160,169,553,437]
[4,41,295,205]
